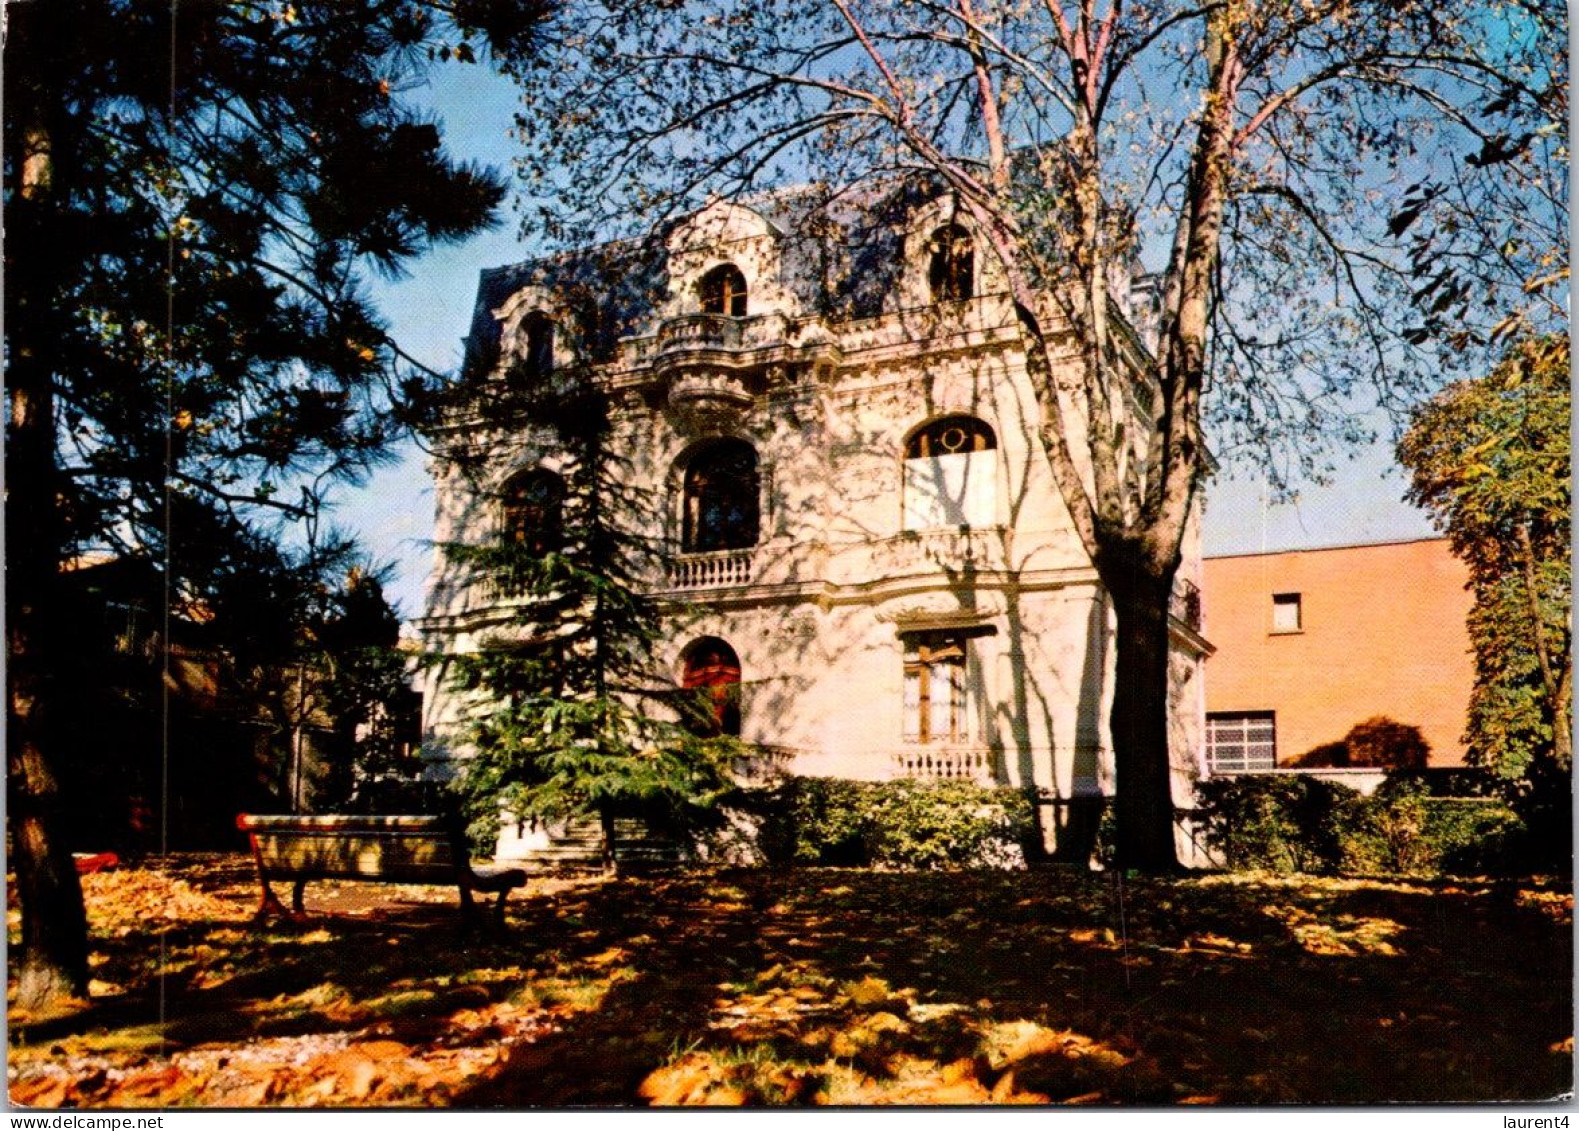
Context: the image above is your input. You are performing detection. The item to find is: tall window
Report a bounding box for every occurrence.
[699,264,748,317]
[1206,712,1277,772]
[517,311,555,382]
[681,637,742,737]
[903,415,997,529]
[501,469,563,554]
[903,632,968,744]
[682,440,760,552]
[927,224,974,302]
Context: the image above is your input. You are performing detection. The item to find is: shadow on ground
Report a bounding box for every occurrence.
[7,858,1573,1106]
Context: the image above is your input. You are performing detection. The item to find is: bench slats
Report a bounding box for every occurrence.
[236,813,524,925]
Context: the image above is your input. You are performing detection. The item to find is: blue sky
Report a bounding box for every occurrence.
[346,63,1440,620]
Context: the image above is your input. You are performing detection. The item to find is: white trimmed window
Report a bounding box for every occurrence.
[1271,592,1302,633]
[902,416,997,530]
[1206,712,1276,772]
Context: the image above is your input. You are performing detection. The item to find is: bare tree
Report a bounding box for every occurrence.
[495,0,1564,869]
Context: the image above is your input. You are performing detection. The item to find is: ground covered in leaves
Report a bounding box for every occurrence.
[7,856,1572,1106]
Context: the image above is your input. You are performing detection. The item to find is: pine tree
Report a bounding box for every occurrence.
[4,0,544,1014]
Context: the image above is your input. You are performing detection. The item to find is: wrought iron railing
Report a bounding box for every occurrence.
[1171,577,1202,632]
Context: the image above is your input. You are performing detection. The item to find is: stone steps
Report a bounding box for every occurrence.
[500,816,682,870]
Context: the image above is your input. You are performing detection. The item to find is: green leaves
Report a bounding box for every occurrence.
[440,374,740,857]
[1397,336,1571,784]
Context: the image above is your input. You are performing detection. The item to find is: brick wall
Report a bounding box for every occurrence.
[1202,539,1474,767]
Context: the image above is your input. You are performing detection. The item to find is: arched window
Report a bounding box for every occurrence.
[516,311,555,383]
[681,637,742,737]
[699,264,748,317]
[927,224,974,302]
[501,469,564,554]
[903,415,996,530]
[682,440,760,552]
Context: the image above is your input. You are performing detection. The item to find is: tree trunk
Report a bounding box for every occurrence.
[7,354,91,1014]
[6,43,92,1012]
[598,805,618,875]
[1103,566,1181,872]
[1515,522,1570,766]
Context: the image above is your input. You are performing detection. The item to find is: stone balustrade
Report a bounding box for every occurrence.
[854,527,1012,582]
[656,312,743,353]
[667,548,754,590]
[893,746,995,782]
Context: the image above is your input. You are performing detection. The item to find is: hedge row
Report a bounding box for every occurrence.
[1193,775,1527,877]
[730,777,1038,870]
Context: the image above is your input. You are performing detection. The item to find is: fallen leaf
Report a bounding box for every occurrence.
[10,1075,71,1108]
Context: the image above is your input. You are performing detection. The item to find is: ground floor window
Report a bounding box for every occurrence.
[1206,712,1276,772]
[903,633,967,744]
[681,637,742,737]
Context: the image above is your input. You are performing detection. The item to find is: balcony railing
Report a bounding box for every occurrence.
[667,548,754,590]
[656,313,743,353]
[1171,578,1202,632]
[894,746,995,782]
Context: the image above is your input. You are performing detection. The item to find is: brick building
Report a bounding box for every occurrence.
[1202,538,1474,771]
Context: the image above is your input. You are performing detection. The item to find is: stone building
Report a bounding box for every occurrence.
[417,192,1213,862]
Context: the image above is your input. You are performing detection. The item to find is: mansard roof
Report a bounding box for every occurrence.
[460,179,945,377]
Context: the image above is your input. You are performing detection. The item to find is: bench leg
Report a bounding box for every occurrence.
[493,888,510,927]
[254,878,288,921]
[292,878,308,915]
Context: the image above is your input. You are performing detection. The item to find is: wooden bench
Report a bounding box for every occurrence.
[235,814,526,926]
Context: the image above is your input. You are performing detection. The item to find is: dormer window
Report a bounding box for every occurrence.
[699,264,748,317]
[517,311,555,384]
[927,224,974,302]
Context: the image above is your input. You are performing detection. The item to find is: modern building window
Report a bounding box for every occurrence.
[927,223,974,302]
[1206,712,1277,772]
[681,440,760,552]
[681,637,742,737]
[903,632,968,744]
[501,469,564,554]
[699,264,748,317]
[516,311,555,383]
[903,415,997,530]
[1271,592,1302,633]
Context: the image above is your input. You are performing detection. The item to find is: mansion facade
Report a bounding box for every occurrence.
[417,193,1213,862]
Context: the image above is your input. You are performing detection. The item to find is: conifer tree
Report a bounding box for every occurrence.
[5,0,544,1013]
[437,362,740,868]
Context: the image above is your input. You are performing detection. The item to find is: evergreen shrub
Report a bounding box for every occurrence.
[1194,774,1527,876]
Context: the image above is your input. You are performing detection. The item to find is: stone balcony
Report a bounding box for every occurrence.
[666,547,755,590]
[652,311,795,360]
[833,527,1014,587]
[656,312,745,353]
[661,529,1016,597]
[893,746,996,783]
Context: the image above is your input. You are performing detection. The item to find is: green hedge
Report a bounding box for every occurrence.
[1194,774,1527,877]
[745,777,1037,870]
